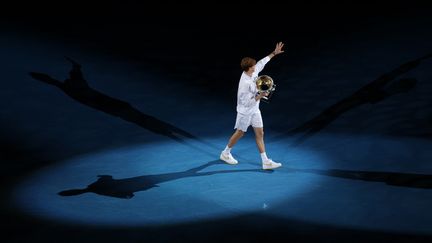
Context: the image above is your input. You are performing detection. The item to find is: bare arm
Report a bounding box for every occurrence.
[255,42,285,73]
[268,41,284,59]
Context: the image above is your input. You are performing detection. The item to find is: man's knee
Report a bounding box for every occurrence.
[236,130,245,137]
[255,129,264,138]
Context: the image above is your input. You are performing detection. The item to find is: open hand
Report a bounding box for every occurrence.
[273,42,285,55]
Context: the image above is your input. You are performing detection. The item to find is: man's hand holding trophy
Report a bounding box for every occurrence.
[256,75,276,103]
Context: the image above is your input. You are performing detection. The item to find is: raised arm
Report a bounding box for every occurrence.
[255,42,285,73]
[268,41,284,59]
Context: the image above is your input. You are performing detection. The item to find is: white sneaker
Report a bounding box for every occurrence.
[220,151,238,165]
[262,159,282,170]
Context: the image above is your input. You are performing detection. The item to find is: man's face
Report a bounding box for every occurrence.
[249,65,256,73]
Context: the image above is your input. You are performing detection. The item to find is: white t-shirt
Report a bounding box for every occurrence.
[236,56,270,115]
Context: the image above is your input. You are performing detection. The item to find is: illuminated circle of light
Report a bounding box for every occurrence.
[12,136,328,227]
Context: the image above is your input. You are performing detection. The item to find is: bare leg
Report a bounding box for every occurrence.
[227,129,244,148]
[253,127,265,153]
[253,127,282,169]
[221,129,244,164]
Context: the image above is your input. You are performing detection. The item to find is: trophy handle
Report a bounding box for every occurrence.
[261,84,276,103]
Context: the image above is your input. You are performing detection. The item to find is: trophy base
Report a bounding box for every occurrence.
[261,92,274,103]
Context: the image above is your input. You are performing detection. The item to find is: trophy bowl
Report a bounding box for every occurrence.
[255,75,276,102]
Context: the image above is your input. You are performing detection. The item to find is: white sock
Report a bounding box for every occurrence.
[260,152,268,162]
[223,146,232,154]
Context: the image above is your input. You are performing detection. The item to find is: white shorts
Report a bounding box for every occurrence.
[234,111,263,132]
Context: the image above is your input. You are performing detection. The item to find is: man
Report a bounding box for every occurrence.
[220,42,284,170]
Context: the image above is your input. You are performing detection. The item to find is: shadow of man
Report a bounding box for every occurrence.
[279,54,432,145]
[29,56,196,142]
[290,167,432,189]
[58,160,272,198]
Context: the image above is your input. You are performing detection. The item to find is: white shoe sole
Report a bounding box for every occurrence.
[262,163,282,170]
[220,154,238,165]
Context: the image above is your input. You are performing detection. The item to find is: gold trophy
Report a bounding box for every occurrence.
[256,75,276,102]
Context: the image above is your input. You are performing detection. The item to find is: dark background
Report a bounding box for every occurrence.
[2,1,432,242]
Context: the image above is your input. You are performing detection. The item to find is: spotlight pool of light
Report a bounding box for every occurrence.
[267,133,432,235]
[11,136,329,227]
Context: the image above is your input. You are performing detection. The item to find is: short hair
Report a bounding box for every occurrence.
[240,57,256,72]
